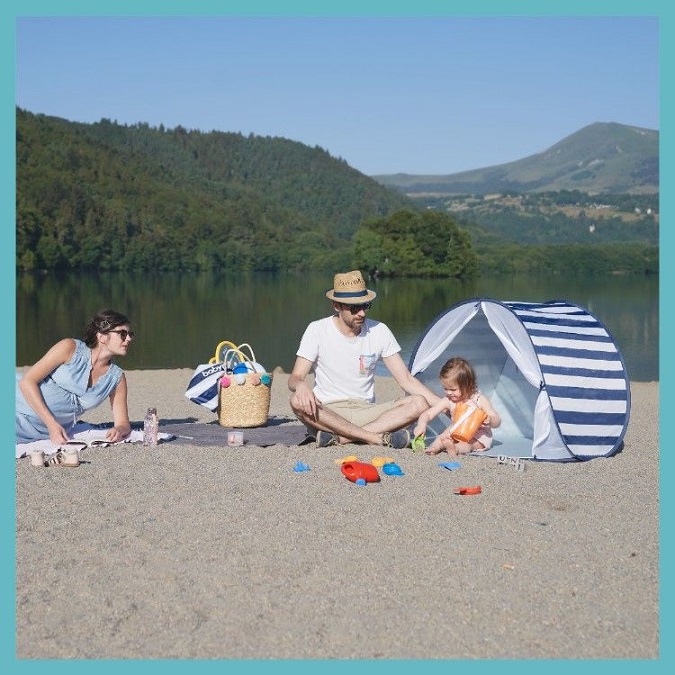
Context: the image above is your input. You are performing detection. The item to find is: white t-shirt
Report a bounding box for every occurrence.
[296,316,401,403]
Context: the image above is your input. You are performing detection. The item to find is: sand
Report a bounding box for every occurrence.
[15,370,659,660]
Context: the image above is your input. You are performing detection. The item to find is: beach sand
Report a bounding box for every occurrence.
[15,370,659,660]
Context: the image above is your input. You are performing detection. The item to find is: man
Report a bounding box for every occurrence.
[288,270,441,448]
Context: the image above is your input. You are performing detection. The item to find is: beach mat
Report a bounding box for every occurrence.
[15,423,174,459]
[420,429,532,459]
[469,436,532,459]
[160,416,311,447]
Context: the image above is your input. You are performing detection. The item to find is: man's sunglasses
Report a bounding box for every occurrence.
[342,302,372,314]
[107,329,136,341]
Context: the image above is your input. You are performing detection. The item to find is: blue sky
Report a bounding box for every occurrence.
[15,14,658,175]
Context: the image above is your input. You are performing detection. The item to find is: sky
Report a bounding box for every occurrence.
[14,14,659,176]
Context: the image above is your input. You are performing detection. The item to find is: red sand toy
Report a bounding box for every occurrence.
[454,485,482,495]
[341,461,380,483]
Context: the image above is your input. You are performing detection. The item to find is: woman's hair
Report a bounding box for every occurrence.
[83,309,130,347]
[439,357,477,399]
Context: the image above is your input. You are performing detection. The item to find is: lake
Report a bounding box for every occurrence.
[16,271,658,381]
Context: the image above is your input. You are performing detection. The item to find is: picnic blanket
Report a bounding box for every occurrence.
[16,417,312,457]
[160,422,532,455]
[16,418,532,457]
[15,422,175,459]
[161,416,311,447]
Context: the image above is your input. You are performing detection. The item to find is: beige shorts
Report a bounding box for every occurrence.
[322,398,399,428]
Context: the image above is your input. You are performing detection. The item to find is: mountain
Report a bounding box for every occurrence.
[373,122,659,196]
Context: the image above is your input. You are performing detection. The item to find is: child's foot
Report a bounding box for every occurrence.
[425,446,444,456]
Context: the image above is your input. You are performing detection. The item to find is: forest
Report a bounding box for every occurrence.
[16,109,657,277]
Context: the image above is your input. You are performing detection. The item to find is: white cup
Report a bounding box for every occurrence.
[30,450,45,467]
[227,431,244,447]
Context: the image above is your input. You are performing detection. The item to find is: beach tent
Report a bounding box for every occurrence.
[408,299,630,461]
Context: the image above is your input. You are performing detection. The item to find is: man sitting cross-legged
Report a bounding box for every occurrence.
[288,270,441,448]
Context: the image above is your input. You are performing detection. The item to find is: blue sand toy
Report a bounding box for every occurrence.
[382,462,404,476]
[438,461,461,471]
[293,461,311,472]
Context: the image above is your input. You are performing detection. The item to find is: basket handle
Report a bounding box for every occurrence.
[222,348,248,371]
[236,342,257,365]
[213,340,240,364]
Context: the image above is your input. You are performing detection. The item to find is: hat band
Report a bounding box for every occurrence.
[333,290,369,298]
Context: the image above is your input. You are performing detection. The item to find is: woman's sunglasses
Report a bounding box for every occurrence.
[107,329,136,341]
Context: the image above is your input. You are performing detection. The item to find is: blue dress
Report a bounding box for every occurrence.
[16,339,123,443]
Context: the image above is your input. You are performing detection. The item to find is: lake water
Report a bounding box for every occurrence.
[16,271,658,381]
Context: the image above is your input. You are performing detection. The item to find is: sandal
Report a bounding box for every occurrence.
[382,429,411,449]
[316,431,340,447]
[46,448,80,468]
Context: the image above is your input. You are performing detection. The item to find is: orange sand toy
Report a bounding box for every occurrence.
[341,461,380,483]
[334,455,358,465]
[371,456,395,468]
[451,402,487,443]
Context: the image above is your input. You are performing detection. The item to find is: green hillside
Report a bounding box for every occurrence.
[373,122,658,196]
[15,110,657,276]
[16,108,412,272]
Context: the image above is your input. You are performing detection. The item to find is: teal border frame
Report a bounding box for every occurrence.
[3,2,669,673]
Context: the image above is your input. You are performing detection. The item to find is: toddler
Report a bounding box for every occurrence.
[413,357,501,456]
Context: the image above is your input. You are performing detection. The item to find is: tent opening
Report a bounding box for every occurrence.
[409,299,630,461]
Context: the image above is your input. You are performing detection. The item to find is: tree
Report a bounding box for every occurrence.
[352,209,478,278]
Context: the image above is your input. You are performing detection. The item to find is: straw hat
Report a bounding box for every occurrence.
[325,270,377,304]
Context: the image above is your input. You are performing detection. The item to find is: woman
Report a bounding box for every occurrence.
[16,309,134,445]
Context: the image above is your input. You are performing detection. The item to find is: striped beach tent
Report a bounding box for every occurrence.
[408,299,630,461]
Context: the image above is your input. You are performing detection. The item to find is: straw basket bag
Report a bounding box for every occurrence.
[217,346,272,428]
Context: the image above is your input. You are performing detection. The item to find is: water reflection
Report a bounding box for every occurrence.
[16,271,658,381]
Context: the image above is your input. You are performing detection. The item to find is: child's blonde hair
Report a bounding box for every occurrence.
[439,357,478,400]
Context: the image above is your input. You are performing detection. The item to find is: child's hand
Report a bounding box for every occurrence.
[413,422,426,438]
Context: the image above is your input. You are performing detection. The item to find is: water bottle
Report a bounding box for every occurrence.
[143,407,158,446]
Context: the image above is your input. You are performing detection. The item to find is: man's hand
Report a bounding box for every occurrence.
[290,380,318,419]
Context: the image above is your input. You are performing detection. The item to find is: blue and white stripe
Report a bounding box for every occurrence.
[506,301,630,459]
